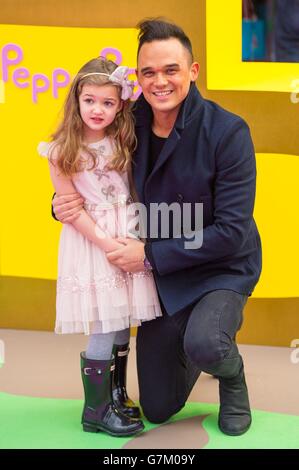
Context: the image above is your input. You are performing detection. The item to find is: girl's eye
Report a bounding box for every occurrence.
[104,101,114,107]
[84,99,93,104]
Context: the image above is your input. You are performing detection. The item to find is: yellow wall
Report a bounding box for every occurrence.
[0,24,139,280]
[1,0,298,346]
[1,0,298,153]
[206,0,299,93]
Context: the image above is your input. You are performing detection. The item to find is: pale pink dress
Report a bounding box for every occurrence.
[38,137,162,334]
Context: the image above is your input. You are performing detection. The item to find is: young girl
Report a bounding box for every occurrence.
[38,57,161,437]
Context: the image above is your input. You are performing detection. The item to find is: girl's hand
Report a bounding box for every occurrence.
[53,193,84,223]
[101,238,127,253]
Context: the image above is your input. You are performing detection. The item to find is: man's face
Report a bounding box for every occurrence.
[137,38,199,116]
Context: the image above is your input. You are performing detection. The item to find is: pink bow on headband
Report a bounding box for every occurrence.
[80,66,134,100]
[108,66,134,100]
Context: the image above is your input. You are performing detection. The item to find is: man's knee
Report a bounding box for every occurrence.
[141,406,173,424]
[183,290,245,369]
[184,333,224,368]
[184,333,242,377]
[141,400,184,424]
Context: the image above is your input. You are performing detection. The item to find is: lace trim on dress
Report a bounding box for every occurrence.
[57,270,153,293]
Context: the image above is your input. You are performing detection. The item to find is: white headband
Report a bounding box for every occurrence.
[80,66,134,100]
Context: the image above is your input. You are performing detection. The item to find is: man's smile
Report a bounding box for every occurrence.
[152,90,173,97]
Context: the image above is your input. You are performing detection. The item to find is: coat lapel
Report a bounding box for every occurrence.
[133,125,151,204]
[132,95,153,203]
[132,84,203,201]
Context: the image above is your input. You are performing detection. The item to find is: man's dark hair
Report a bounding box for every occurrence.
[137,18,194,62]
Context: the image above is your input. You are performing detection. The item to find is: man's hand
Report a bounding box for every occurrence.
[53,193,84,223]
[106,238,145,272]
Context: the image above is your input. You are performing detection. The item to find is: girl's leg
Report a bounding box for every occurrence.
[114,328,130,346]
[81,330,144,436]
[86,331,116,360]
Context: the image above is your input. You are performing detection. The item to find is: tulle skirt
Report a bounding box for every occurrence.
[55,218,162,335]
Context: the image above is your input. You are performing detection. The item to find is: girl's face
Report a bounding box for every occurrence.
[79,83,122,142]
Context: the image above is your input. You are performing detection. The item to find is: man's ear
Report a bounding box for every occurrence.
[190,62,200,82]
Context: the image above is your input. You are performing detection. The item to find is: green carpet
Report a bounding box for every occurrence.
[174,403,299,449]
[0,392,298,449]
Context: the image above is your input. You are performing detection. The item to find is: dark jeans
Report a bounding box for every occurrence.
[136,289,247,424]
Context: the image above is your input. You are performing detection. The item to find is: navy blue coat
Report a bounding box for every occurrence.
[132,83,262,315]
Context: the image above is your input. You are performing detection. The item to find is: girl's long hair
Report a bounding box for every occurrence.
[50,57,136,176]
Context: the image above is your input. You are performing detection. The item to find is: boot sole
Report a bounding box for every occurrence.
[218,421,251,436]
[83,422,144,437]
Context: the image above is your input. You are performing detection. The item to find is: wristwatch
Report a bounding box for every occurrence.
[143,255,153,270]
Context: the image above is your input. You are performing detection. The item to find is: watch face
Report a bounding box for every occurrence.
[144,257,152,270]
